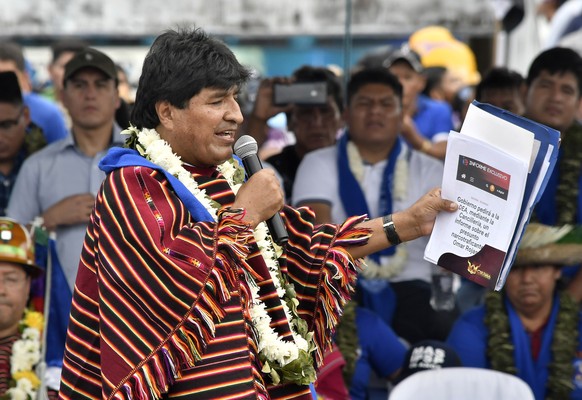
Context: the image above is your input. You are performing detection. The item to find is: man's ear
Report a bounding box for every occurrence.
[155,100,174,130]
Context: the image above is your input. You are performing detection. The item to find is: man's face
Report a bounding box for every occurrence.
[344,83,402,147]
[388,61,425,113]
[0,263,30,336]
[0,103,29,164]
[158,86,243,167]
[62,68,120,131]
[288,96,342,155]
[505,264,560,314]
[481,87,525,115]
[525,70,581,133]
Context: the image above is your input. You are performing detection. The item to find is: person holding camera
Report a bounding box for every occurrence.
[246,66,344,203]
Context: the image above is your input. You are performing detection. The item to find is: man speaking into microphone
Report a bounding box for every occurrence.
[59,27,458,400]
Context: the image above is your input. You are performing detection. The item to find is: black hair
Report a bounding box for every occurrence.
[131,27,251,129]
[475,67,524,101]
[346,67,403,105]
[422,66,447,97]
[526,47,582,96]
[0,42,25,71]
[292,65,344,112]
[50,39,89,63]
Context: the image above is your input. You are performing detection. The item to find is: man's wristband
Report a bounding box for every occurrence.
[382,214,402,245]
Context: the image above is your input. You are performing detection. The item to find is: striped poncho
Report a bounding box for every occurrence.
[58,151,370,400]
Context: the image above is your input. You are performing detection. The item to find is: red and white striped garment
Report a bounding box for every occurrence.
[0,334,18,396]
[59,163,369,400]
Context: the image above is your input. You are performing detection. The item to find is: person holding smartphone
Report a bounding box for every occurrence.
[247,66,344,203]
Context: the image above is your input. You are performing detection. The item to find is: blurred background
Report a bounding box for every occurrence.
[0,0,556,95]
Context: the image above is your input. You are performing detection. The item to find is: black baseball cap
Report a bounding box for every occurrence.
[383,45,424,73]
[397,340,462,383]
[63,47,116,83]
[0,71,22,103]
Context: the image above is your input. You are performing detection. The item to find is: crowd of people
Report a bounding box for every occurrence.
[0,20,582,400]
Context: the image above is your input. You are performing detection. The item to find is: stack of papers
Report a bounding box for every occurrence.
[424,101,560,290]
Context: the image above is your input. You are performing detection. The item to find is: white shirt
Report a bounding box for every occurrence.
[292,143,444,283]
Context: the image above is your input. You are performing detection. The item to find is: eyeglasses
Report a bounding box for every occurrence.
[0,108,24,130]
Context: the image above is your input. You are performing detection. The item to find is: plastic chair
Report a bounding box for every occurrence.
[388,367,535,400]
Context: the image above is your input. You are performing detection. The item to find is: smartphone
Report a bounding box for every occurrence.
[273,82,328,106]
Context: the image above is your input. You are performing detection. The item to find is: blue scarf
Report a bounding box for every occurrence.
[507,294,560,400]
[99,147,215,223]
[337,133,402,263]
[337,134,401,325]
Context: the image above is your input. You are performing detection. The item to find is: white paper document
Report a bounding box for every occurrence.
[424,101,559,290]
[424,131,530,288]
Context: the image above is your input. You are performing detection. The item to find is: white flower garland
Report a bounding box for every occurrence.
[6,310,44,400]
[125,127,312,376]
[346,141,408,279]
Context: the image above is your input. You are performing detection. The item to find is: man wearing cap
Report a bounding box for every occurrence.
[6,47,123,391]
[446,223,582,399]
[384,45,453,160]
[0,217,50,398]
[0,71,46,216]
[0,42,67,144]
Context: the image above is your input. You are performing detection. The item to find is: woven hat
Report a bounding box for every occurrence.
[0,218,42,277]
[514,223,582,266]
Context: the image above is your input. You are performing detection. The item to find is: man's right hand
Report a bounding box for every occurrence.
[251,77,294,122]
[231,169,284,229]
[42,193,95,231]
[245,77,294,148]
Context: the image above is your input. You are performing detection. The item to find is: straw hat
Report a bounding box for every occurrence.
[514,223,582,266]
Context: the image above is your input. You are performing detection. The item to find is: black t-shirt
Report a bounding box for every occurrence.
[266,145,301,204]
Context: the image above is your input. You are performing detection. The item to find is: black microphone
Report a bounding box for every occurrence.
[233,135,289,245]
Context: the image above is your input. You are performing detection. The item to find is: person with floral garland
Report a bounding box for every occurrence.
[293,67,452,345]
[0,218,50,399]
[446,223,582,400]
[521,47,582,305]
[57,27,457,400]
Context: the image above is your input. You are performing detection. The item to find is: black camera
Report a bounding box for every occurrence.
[273,82,328,106]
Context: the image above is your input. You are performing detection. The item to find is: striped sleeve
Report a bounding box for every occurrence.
[59,166,253,400]
[281,205,371,366]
